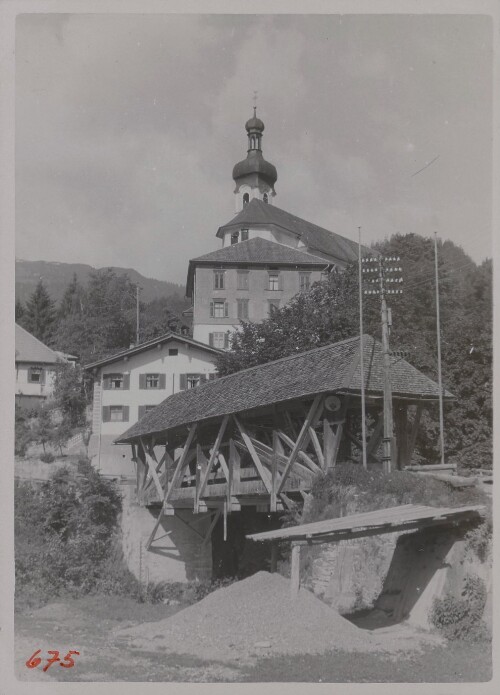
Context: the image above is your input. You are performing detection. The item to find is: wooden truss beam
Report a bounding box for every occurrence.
[198,415,230,499]
[234,416,273,493]
[277,394,323,494]
[165,423,198,505]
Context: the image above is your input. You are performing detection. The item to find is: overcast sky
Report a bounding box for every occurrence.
[15,12,492,286]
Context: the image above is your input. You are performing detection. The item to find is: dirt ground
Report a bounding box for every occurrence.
[14,594,492,683]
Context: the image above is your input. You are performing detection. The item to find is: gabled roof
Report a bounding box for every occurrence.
[216,198,365,264]
[116,335,454,444]
[84,331,221,371]
[186,237,329,296]
[190,237,328,266]
[15,324,61,364]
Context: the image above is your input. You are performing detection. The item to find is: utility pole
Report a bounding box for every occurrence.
[434,232,445,466]
[135,284,141,345]
[357,227,368,470]
[362,255,403,473]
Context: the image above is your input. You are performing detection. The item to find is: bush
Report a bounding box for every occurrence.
[15,461,126,610]
[430,574,489,642]
[15,405,33,456]
[39,452,56,463]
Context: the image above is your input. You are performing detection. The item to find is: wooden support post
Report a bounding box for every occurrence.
[395,404,408,470]
[140,438,165,500]
[195,445,208,514]
[229,439,240,487]
[145,508,165,551]
[234,416,273,493]
[199,415,230,499]
[308,426,325,469]
[219,451,232,511]
[270,430,280,512]
[223,500,227,541]
[290,543,301,599]
[201,510,221,548]
[270,542,278,573]
[323,418,344,470]
[277,395,323,494]
[165,423,197,504]
[366,412,384,459]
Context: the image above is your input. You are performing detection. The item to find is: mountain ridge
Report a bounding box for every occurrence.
[15,259,187,305]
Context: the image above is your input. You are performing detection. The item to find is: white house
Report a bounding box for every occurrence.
[15,324,69,410]
[84,331,221,475]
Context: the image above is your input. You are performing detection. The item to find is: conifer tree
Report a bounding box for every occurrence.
[23,280,56,344]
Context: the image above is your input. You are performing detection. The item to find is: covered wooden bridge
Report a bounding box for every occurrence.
[116,335,453,546]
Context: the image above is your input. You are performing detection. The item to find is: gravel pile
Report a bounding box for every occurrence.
[114,571,386,661]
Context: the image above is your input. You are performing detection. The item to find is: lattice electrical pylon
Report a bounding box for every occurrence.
[361,255,404,473]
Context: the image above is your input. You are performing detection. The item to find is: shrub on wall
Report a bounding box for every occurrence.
[430,574,489,642]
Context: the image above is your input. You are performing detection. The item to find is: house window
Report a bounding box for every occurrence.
[110,406,125,422]
[268,272,281,291]
[237,298,249,320]
[107,373,123,389]
[209,332,230,349]
[241,229,249,241]
[268,299,280,316]
[168,348,178,356]
[146,374,160,389]
[28,366,43,383]
[243,193,249,206]
[211,332,226,349]
[214,270,225,289]
[187,374,201,389]
[231,231,239,245]
[299,272,311,291]
[210,299,229,318]
[237,271,249,290]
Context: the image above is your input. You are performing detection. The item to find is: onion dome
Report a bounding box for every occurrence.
[232,108,277,190]
[245,108,265,133]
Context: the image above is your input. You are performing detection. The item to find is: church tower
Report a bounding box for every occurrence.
[232,108,277,212]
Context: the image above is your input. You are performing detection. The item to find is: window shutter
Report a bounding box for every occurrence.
[138,405,145,420]
[40,369,46,385]
[224,301,229,317]
[224,333,230,349]
[209,332,214,347]
[139,374,146,389]
[179,374,187,390]
[200,374,208,383]
[102,406,110,422]
[278,273,284,291]
[102,375,110,390]
[28,367,33,381]
[159,373,166,389]
[210,301,214,318]
[123,406,129,422]
[123,374,130,390]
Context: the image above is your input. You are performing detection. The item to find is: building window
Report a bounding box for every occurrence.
[106,373,123,389]
[299,272,311,291]
[146,374,159,389]
[237,270,249,290]
[243,193,249,206]
[268,299,280,316]
[268,272,281,291]
[187,374,201,389]
[209,332,230,349]
[110,406,125,421]
[210,299,229,318]
[231,231,239,245]
[214,270,225,289]
[168,348,178,356]
[237,298,249,320]
[241,229,249,241]
[28,366,43,383]
[263,193,268,203]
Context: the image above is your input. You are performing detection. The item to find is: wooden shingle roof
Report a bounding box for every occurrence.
[190,237,328,266]
[116,335,454,444]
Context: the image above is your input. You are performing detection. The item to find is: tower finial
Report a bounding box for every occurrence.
[253,90,258,116]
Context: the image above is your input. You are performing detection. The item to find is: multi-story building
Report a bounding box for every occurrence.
[187,110,364,345]
[85,331,220,474]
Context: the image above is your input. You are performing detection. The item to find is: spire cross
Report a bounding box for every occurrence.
[253,90,258,115]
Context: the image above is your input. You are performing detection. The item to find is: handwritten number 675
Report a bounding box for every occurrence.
[26,649,80,671]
